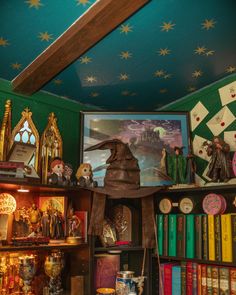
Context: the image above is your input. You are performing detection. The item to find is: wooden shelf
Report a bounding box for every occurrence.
[95,246,144,252]
[0,242,87,252]
[155,255,236,266]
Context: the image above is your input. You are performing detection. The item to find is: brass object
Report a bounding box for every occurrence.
[0,100,12,161]
[40,113,63,184]
[44,251,63,295]
[10,108,40,172]
[66,236,82,245]
[18,254,37,294]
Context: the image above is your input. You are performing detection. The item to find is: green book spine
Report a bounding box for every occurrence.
[157,214,164,255]
[186,214,195,258]
[177,214,186,257]
[202,214,209,260]
[163,215,169,256]
[214,215,222,262]
[168,214,177,256]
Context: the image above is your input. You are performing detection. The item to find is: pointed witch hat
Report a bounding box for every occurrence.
[85,139,161,198]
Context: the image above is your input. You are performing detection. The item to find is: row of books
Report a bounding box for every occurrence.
[160,262,236,295]
[156,214,236,262]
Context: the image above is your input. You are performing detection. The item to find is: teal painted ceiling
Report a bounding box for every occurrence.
[0,0,236,110]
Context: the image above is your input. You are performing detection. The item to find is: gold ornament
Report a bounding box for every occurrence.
[0,100,12,161]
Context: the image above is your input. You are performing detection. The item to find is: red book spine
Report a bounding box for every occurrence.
[201,265,207,295]
[230,268,236,295]
[164,264,173,295]
[187,262,193,295]
[198,264,202,295]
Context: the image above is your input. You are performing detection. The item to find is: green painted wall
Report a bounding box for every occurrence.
[0,79,91,169]
[161,73,236,179]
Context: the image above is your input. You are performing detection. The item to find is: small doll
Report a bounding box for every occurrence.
[76,163,97,188]
[64,163,74,186]
[48,158,66,185]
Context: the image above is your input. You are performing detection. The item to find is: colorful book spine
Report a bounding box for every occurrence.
[157,214,164,255]
[198,264,202,295]
[207,265,212,295]
[192,263,198,295]
[231,214,236,263]
[214,215,222,262]
[163,215,169,256]
[160,264,165,295]
[172,265,181,295]
[195,214,202,260]
[230,268,236,295]
[187,262,193,295]
[212,266,219,295]
[169,214,177,256]
[221,214,233,262]
[202,265,207,295]
[177,214,186,257]
[181,261,187,295]
[219,267,229,294]
[186,214,195,258]
[202,215,209,260]
[164,263,173,295]
[208,215,215,261]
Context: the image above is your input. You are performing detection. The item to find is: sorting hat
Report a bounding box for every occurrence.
[85,139,161,198]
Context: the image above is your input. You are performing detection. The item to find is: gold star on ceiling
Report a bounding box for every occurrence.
[120,51,132,60]
[202,19,216,30]
[226,66,236,73]
[90,92,99,98]
[194,46,207,55]
[53,79,63,85]
[25,0,43,9]
[11,62,22,70]
[158,48,171,56]
[160,21,175,32]
[188,86,197,92]
[154,70,165,77]
[119,73,129,81]
[76,0,90,6]
[205,50,215,56]
[120,24,133,35]
[38,32,53,42]
[85,76,97,83]
[0,37,9,47]
[192,70,203,78]
[159,88,168,93]
[80,56,92,64]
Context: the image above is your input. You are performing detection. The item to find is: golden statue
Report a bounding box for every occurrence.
[0,100,12,161]
[40,113,63,184]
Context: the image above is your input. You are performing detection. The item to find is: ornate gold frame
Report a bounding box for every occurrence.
[40,112,63,184]
[0,100,12,161]
[10,108,40,172]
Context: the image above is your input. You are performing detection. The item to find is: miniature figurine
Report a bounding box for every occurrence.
[68,215,81,237]
[76,163,98,188]
[41,210,50,237]
[64,163,73,186]
[185,150,196,185]
[50,209,64,240]
[29,203,42,224]
[160,148,168,175]
[48,158,66,185]
[167,146,187,184]
[206,136,233,183]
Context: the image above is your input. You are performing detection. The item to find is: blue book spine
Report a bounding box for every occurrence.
[172,265,181,295]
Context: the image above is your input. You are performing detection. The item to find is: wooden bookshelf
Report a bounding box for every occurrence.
[95,246,144,252]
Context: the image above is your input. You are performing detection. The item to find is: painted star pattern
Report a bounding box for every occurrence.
[54,79,63,85]
[158,48,171,56]
[154,70,165,77]
[76,0,91,6]
[202,19,216,30]
[119,24,133,34]
[120,51,132,59]
[11,62,22,70]
[192,70,203,78]
[85,76,97,83]
[226,66,236,73]
[25,0,43,9]
[80,56,92,64]
[90,92,99,97]
[188,86,197,92]
[0,37,9,47]
[38,32,53,41]
[195,46,207,55]
[119,73,129,81]
[161,21,175,32]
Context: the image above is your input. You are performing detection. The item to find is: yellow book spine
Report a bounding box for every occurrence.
[208,215,215,261]
[221,214,233,262]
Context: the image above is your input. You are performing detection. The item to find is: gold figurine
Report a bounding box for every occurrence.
[0,100,12,161]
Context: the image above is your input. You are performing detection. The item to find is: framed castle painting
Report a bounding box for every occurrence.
[80,112,191,187]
